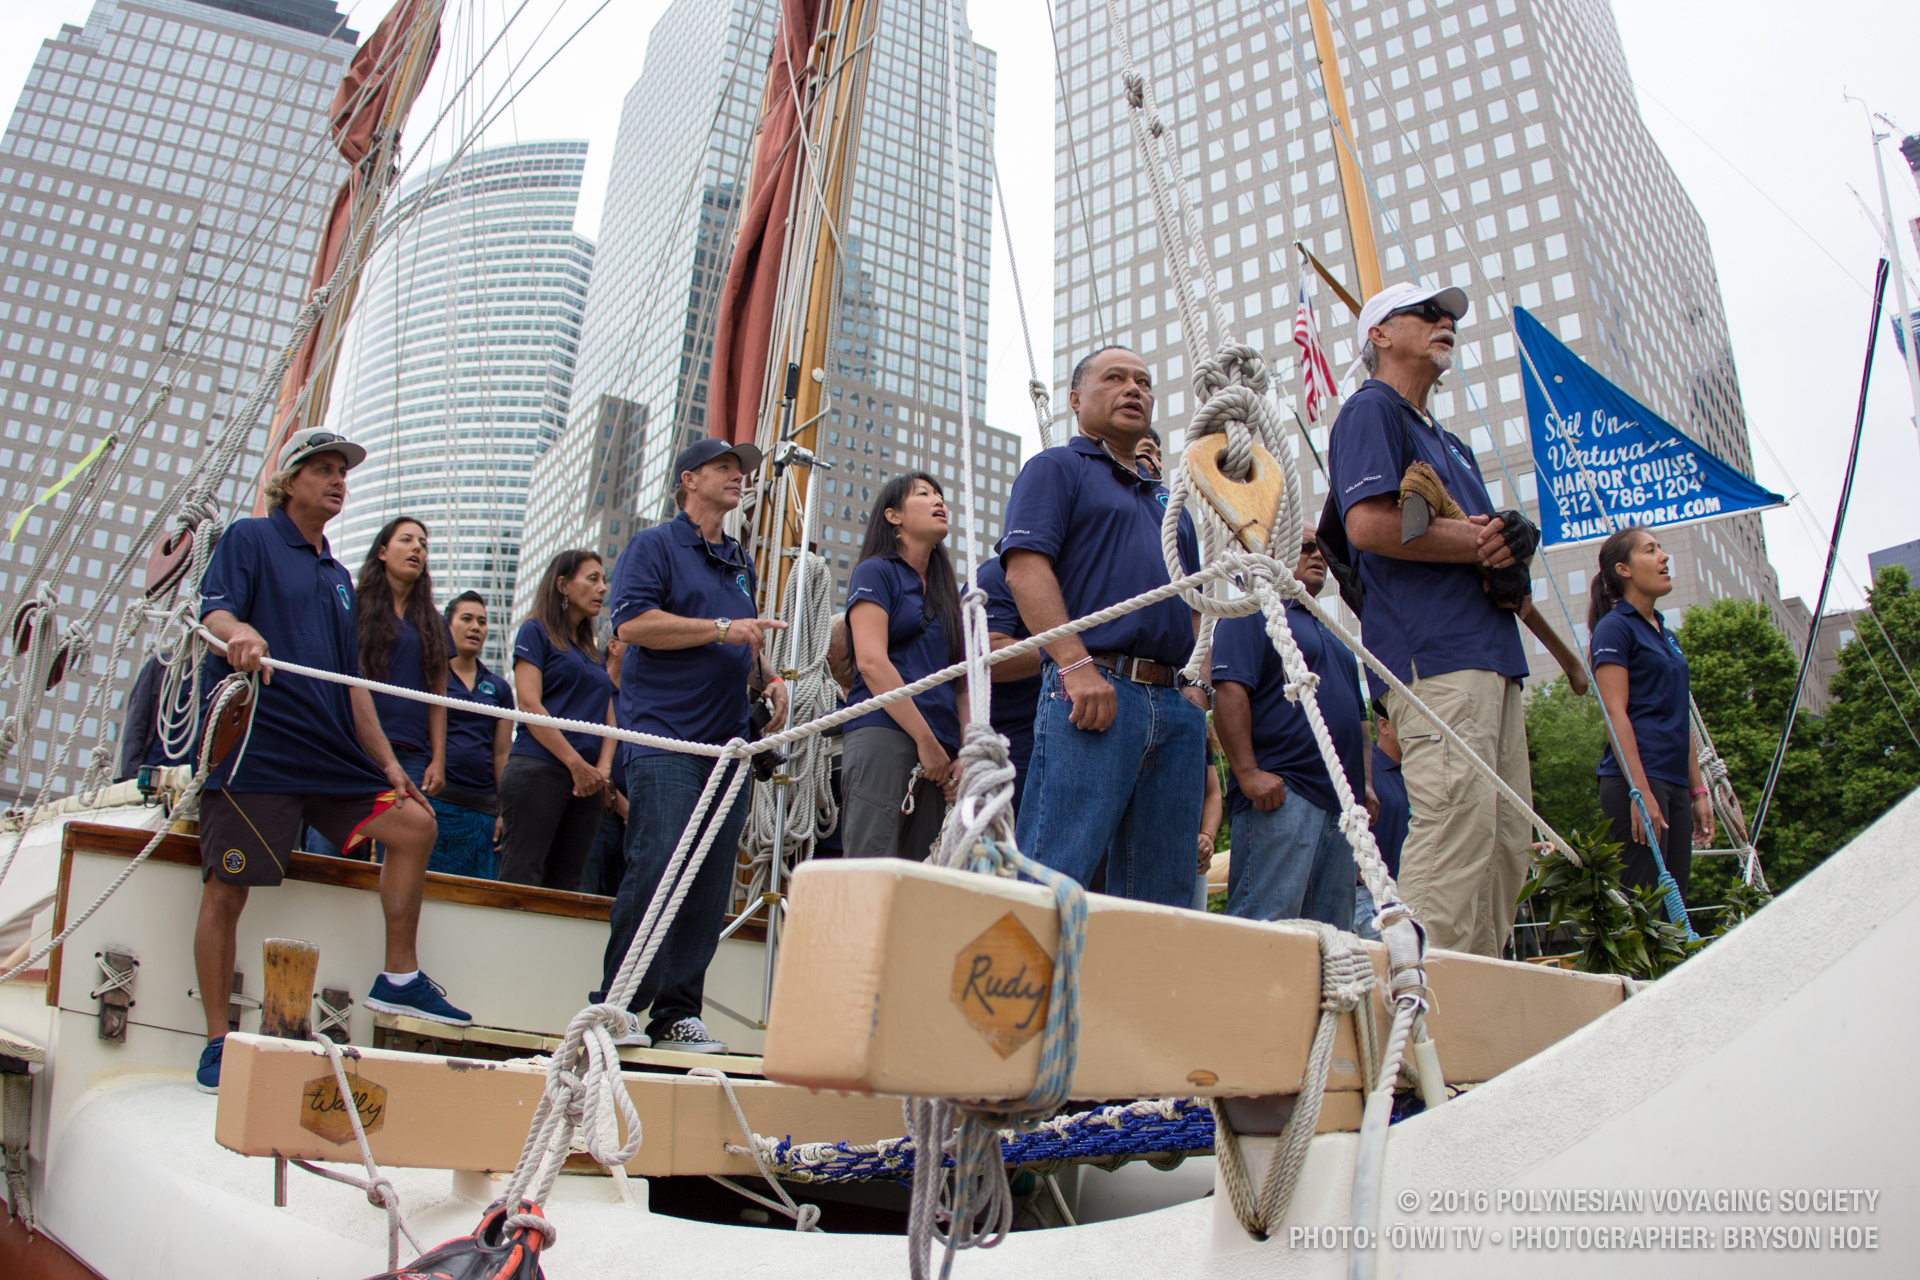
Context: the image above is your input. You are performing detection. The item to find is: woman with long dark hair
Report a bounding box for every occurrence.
[356,517,450,794]
[1588,525,1712,908]
[841,472,964,860]
[497,549,617,889]
[428,591,514,880]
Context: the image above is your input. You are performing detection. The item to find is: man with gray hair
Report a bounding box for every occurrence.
[1326,283,1540,957]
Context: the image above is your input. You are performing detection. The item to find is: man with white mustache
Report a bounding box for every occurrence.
[1327,283,1539,958]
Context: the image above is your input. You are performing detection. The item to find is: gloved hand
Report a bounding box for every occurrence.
[1483,561,1532,611]
[1494,509,1540,562]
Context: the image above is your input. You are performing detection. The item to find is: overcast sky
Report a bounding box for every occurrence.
[3,0,1916,614]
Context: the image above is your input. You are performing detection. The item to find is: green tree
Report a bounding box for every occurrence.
[1524,675,1609,839]
[1819,566,1920,850]
[1678,598,1833,901]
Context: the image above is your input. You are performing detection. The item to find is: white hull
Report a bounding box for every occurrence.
[3,784,1916,1277]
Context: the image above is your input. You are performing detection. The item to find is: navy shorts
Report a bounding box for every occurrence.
[198,790,387,887]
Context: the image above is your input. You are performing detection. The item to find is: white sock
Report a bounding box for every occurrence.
[382,969,420,986]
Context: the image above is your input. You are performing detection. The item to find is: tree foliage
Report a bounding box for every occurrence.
[1819,566,1920,849]
[1524,675,1609,839]
[1677,597,1832,901]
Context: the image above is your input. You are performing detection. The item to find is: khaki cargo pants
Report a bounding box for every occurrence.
[1387,668,1533,957]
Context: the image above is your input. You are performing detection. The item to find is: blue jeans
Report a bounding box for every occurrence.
[1227,795,1358,927]
[1016,664,1205,908]
[1353,884,1382,939]
[304,746,428,860]
[596,753,751,1034]
[579,807,628,899]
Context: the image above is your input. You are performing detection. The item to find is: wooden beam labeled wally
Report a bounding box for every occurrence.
[761,860,1625,1101]
[213,1033,903,1177]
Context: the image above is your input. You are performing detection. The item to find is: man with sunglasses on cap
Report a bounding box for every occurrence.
[191,427,470,1093]
[598,437,788,1054]
[1211,523,1373,927]
[1327,282,1539,958]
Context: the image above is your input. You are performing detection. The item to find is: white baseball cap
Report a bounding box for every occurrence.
[278,427,367,472]
[1353,280,1472,352]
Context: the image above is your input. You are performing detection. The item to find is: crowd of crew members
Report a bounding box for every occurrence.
[152,278,1713,1091]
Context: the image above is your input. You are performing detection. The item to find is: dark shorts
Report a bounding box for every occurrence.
[199,789,392,887]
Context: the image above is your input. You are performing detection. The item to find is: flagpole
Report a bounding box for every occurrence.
[1854,98,1920,454]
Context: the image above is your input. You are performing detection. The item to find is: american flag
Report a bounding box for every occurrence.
[1293,275,1339,425]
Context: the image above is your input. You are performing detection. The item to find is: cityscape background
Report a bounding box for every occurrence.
[0,0,1912,796]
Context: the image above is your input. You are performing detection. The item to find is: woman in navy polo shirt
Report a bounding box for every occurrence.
[842,473,963,860]
[428,591,514,880]
[1589,525,1712,903]
[497,549,618,890]
[355,518,449,791]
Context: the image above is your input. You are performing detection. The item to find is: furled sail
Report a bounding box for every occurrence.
[253,0,446,511]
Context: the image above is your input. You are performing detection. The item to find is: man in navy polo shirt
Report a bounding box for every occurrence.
[1212,525,1371,926]
[599,438,787,1054]
[1000,346,1205,907]
[192,427,470,1093]
[1328,281,1540,956]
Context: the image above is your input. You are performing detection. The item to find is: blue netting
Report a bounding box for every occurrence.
[755,1099,1218,1185]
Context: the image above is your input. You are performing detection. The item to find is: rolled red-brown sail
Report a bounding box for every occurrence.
[708,0,822,447]
[253,0,444,513]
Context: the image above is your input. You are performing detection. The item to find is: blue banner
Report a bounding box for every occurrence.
[1515,307,1785,547]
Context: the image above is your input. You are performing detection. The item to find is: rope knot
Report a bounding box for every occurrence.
[1122,69,1145,108]
[1283,671,1321,701]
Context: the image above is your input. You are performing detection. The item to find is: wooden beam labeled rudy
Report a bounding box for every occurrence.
[761,860,1626,1101]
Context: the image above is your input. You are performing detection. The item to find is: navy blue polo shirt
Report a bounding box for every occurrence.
[1369,745,1408,877]
[1328,380,1527,683]
[443,660,513,792]
[998,434,1201,666]
[843,553,961,748]
[511,620,614,766]
[369,614,430,752]
[197,508,387,794]
[610,511,759,756]
[1591,600,1692,787]
[1211,601,1366,816]
[979,556,1042,773]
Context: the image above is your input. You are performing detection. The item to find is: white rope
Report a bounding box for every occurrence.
[291,1034,423,1271]
[689,1067,821,1231]
[1213,922,1377,1239]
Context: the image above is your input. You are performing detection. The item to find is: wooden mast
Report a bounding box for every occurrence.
[1305,0,1382,304]
[748,0,876,610]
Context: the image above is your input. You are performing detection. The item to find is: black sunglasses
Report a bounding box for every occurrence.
[1300,539,1322,557]
[1388,300,1458,325]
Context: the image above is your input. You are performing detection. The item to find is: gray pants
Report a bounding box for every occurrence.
[840,725,947,861]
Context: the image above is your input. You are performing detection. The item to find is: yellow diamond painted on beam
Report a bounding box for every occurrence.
[951,912,1054,1059]
[300,1071,388,1146]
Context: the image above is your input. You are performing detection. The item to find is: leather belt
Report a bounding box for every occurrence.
[1087,651,1179,687]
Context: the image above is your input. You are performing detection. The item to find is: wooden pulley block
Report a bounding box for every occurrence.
[207,681,256,769]
[42,638,70,691]
[1185,432,1288,553]
[8,598,40,656]
[145,527,195,600]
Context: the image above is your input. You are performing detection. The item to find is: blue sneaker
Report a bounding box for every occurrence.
[364,972,472,1026]
[196,1036,225,1094]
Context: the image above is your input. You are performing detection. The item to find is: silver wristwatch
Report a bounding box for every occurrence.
[715,617,732,642]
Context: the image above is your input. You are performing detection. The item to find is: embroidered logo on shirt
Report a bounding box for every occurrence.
[221,848,246,874]
[1155,490,1169,508]
[335,583,352,610]
[735,572,751,598]
[479,681,495,696]
[1345,475,1383,494]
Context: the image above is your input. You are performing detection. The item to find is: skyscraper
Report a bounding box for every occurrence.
[1050,0,1789,677]
[0,0,357,798]
[516,0,1016,622]
[335,140,594,666]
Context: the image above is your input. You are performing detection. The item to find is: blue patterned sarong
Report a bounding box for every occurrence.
[428,796,498,880]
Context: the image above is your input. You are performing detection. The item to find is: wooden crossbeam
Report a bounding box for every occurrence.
[761,860,1626,1100]
[213,1033,903,1177]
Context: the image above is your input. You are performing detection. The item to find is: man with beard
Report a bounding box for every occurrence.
[1326,283,1539,957]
